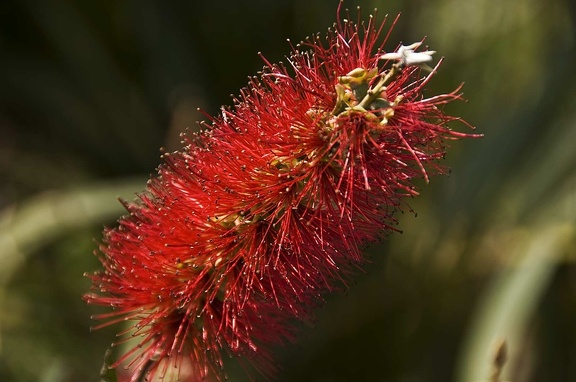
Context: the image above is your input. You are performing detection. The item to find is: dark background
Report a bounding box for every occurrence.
[1,0,575,381]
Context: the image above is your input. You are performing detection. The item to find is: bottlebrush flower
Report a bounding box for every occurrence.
[85,4,478,382]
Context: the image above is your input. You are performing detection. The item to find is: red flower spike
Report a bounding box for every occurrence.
[85,4,479,382]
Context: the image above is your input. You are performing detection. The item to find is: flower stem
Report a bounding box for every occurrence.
[358,64,401,110]
[135,359,156,382]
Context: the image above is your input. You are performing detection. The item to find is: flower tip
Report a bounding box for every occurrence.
[404,41,422,50]
[379,52,401,61]
[380,42,438,68]
[405,51,435,65]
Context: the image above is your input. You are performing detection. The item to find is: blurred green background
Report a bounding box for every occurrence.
[1,0,575,381]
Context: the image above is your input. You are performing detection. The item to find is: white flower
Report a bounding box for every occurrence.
[380,42,436,67]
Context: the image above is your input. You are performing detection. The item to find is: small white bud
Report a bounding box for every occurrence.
[380,42,436,67]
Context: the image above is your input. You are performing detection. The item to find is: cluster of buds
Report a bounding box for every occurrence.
[85,5,477,382]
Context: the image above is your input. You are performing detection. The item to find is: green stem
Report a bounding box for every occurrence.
[358,64,401,110]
